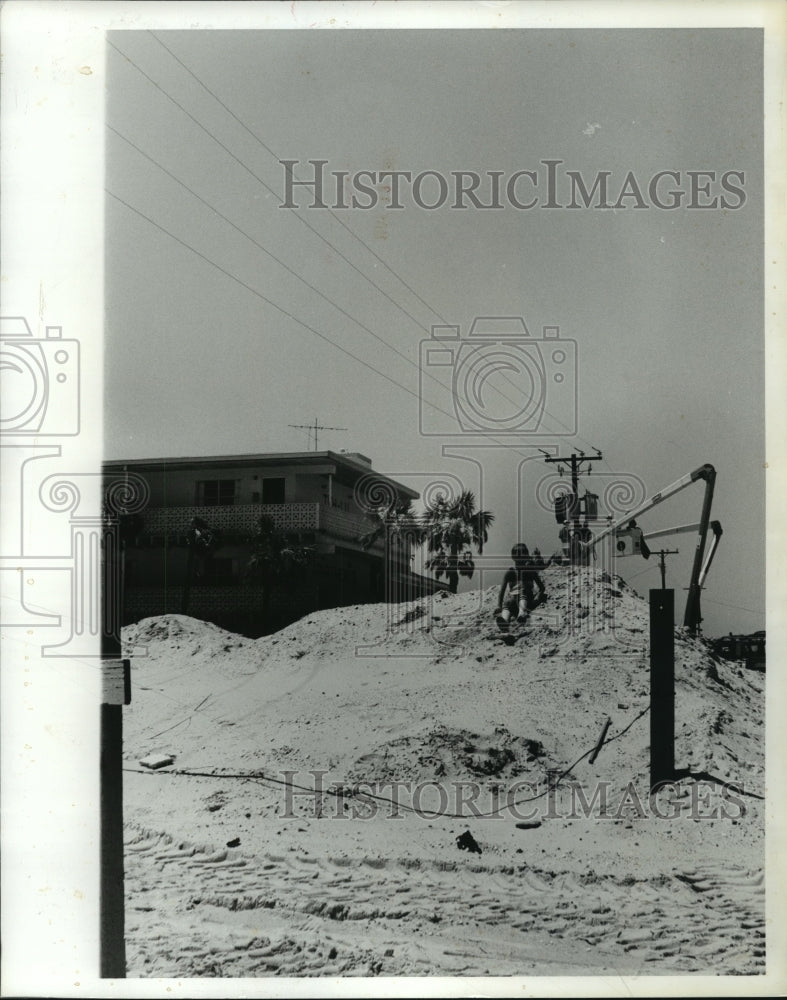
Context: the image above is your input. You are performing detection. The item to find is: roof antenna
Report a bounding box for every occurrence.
[288,418,348,451]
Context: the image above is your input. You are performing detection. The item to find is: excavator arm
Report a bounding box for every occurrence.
[585,464,717,633]
[697,521,723,590]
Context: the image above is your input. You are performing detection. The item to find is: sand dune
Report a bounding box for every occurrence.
[122,566,765,977]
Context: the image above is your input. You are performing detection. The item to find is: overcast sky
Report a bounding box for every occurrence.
[105,28,764,635]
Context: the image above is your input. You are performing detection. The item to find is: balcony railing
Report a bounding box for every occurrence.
[141,502,319,534]
[138,502,393,551]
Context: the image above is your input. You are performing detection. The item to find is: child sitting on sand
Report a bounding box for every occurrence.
[494,543,547,631]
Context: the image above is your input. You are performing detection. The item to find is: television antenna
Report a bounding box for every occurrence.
[288,417,348,451]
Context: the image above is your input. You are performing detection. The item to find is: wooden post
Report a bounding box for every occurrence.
[589,716,612,765]
[656,548,680,590]
[101,517,127,978]
[100,696,126,977]
[649,589,675,787]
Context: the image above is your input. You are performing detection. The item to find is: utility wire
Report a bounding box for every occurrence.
[107,122,522,417]
[107,185,552,462]
[107,182,586,469]
[108,35,605,455]
[107,38,428,334]
[702,598,764,618]
[148,23,636,484]
[149,29,451,328]
[106,43,523,420]
[626,563,658,583]
[106,188,439,412]
[620,571,764,620]
[125,698,764,812]
[123,704,656,820]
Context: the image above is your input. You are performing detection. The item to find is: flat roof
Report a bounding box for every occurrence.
[103,450,420,499]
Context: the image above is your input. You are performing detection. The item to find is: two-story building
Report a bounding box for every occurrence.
[103,450,440,635]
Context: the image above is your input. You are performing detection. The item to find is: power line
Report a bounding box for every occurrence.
[109,184,578,479]
[110,186,564,459]
[107,34,626,490]
[106,172,588,470]
[149,29,451,328]
[106,188,436,410]
[626,563,658,582]
[109,35,602,453]
[109,179,627,526]
[111,179,616,484]
[108,184,582,472]
[147,34,685,491]
[620,571,764,620]
[108,190,545,490]
[140,30,629,477]
[107,38,429,334]
[106,122,521,416]
[702,598,764,617]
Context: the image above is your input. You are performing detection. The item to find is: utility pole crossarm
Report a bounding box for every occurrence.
[543,450,603,566]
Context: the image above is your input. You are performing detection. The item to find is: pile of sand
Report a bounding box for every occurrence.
[121,565,766,978]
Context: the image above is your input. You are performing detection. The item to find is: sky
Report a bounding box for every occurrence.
[104,27,765,636]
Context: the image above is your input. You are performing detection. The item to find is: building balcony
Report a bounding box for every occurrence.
[138,502,399,553]
[141,502,319,535]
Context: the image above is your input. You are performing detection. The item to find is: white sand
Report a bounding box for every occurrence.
[122,566,765,977]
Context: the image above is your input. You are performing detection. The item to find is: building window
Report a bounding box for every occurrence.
[197,479,237,506]
[262,478,286,505]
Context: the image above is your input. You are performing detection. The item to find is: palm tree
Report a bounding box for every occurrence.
[359,499,424,602]
[422,490,494,594]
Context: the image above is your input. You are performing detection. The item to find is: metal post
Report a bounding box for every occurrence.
[100,701,125,977]
[650,589,675,787]
[101,515,127,978]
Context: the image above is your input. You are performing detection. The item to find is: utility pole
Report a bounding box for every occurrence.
[542,449,602,565]
[288,418,348,451]
[656,549,679,590]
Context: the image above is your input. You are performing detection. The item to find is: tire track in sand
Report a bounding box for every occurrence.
[124,824,764,977]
